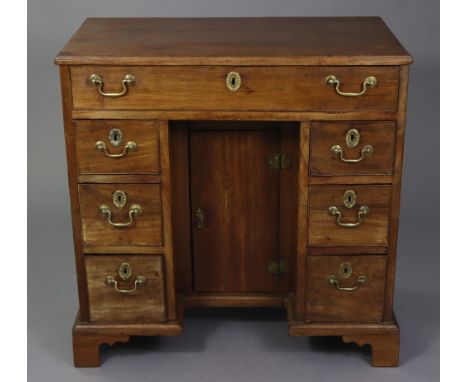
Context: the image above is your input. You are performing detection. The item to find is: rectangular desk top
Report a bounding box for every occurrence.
[55,17,412,66]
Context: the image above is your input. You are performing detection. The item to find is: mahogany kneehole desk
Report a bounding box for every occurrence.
[55,17,412,367]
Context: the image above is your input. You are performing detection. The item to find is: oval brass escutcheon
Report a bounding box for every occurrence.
[339,262,353,279]
[343,189,357,209]
[112,190,127,209]
[109,128,123,147]
[226,71,241,91]
[118,262,132,280]
[345,128,360,148]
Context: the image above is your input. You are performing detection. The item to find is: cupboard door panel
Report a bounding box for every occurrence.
[190,129,281,293]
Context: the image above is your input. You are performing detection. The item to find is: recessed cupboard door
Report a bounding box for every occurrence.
[189,129,281,293]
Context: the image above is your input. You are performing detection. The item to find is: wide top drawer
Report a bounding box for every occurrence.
[70,66,399,112]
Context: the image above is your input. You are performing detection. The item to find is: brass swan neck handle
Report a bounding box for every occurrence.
[328,205,369,228]
[89,73,135,98]
[99,204,142,228]
[325,75,377,97]
[106,275,146,294]
[328,275,367,291]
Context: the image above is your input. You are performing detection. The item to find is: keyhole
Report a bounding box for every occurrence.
[118,262,132,280]
[231,77,236,86]
[109,128,123,147]
[350,133,355,142]
[340,262,352,279]
[117,194,122,203]
[348,195,352,204]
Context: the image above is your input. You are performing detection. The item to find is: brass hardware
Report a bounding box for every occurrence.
[268,260,277,274]
[328,205,369,228]
[118,262,132,280]
[89,73,135,97]
[331,144,373,163]
[195,207,205,229]
[226,71,241,91]
[331,128,373,163]
[328,275,367,291]
[279,260,289,274]
[106,275,146,294]
[95,140,137,158]
[329,189,369,227]
[99,204,142,228]
[112,190,127,209]
[268,153,292,170]
[345,128,360,148]
[325,74,377,97]
[268,259,288,275]
[343,190,357,209]
[339,262,353,279]
[109,128,123,147]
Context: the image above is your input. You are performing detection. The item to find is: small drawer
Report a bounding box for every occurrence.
[308,185,391,246]
[74,120,160,174]
[85,255,166,322]
[70,66,399,112]
[309,122,395,176]
[305,255,386,322]
[79,184,163,246]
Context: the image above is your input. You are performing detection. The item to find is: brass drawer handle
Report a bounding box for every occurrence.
[325,75,377,97]
[328,205,369,228]
[328,275,367,291]
[105,275,146,294]
[95,140,137,158]
[89,73,135,97]
[99,204,142,228]
[331,144,374,163]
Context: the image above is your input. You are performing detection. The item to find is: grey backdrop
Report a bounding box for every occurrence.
[28,1,440,381]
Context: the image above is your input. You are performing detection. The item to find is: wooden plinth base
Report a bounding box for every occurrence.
[73,305,400,367]
[72,312,184,367]
[72,333,129,367]
[342,333,400,367]
[287,302,400,367]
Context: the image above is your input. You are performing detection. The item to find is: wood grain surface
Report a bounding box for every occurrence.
[55,17,412,368]
[305,255,387,322]
[190,128,281,293]
[85,255,166,322]
[308,185,391,246]
[74,120,160,174]
[309,122,396,176]
[55,17,411,66]
[70,65,399,112]
[79,183,163,246]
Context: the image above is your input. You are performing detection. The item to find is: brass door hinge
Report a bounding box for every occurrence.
[268,153,292,171]
[268,259,289,275]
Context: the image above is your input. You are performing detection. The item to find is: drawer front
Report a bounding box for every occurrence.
[308,185,391,246]
[85,255,166,322]
[71,66,399,112]
[79,184,163,246]
[309,122,395,176]
[305,255,386,322]
[74,120,160,174]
